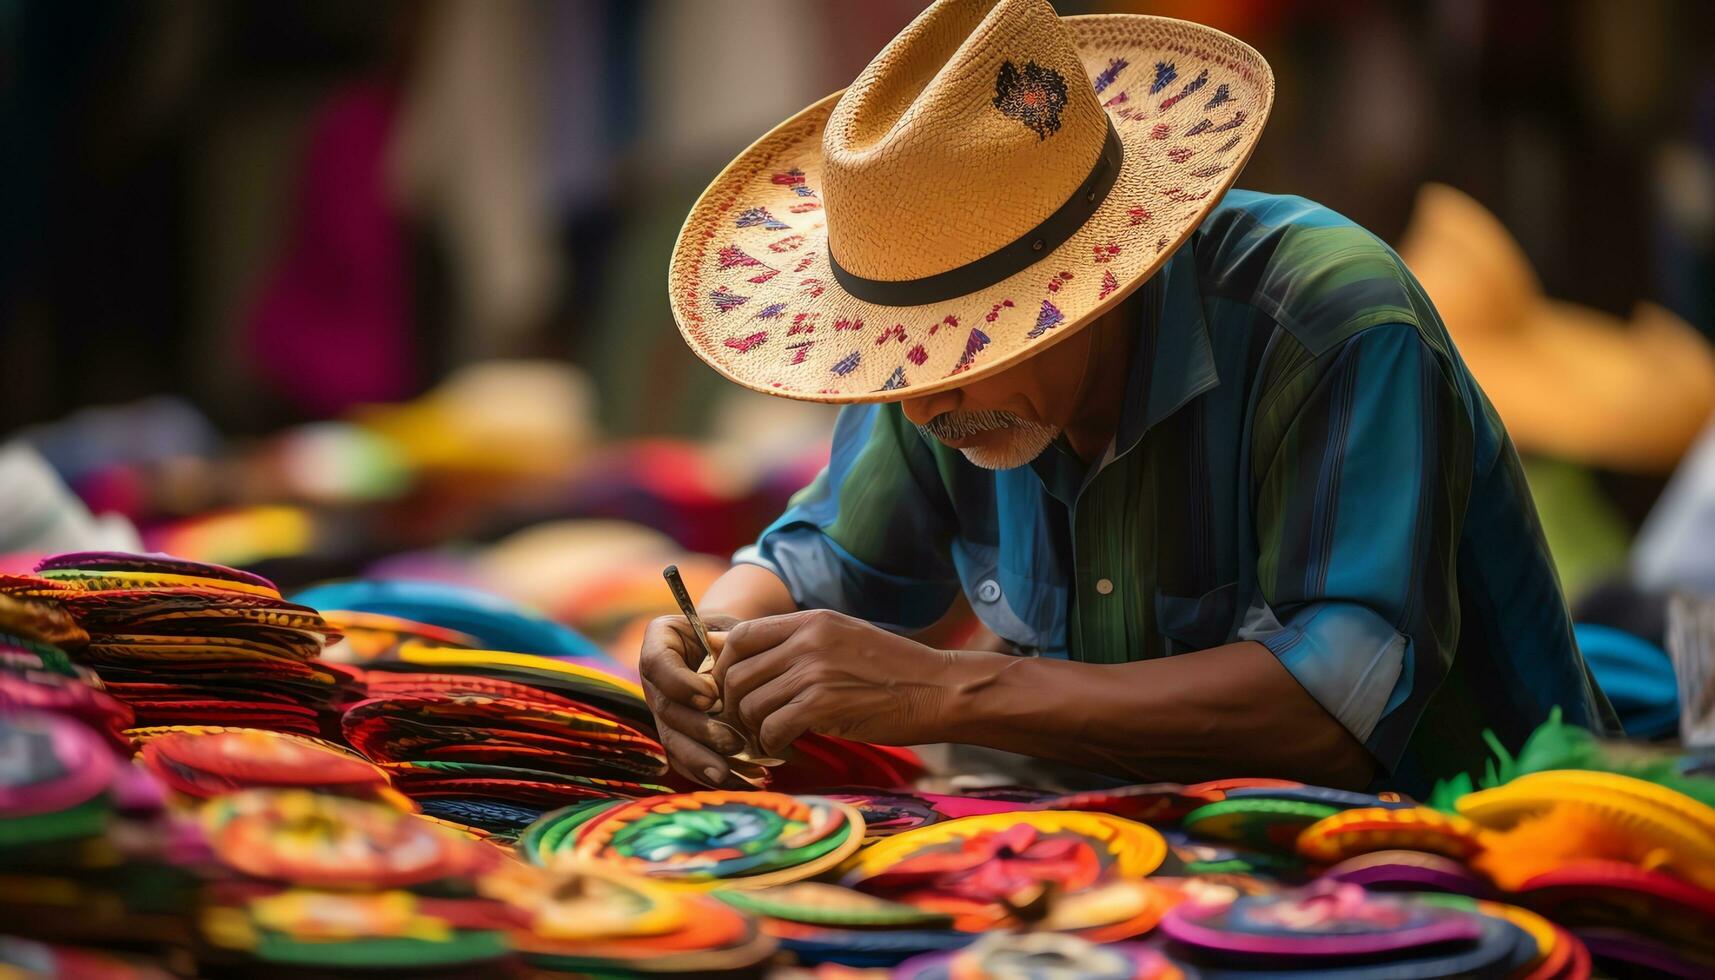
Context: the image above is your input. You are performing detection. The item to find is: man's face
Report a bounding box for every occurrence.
[899,325,1094,469]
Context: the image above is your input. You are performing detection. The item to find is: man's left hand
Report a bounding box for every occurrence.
[712,609,976,757]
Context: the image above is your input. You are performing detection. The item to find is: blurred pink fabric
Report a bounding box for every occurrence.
[246,81,414,417]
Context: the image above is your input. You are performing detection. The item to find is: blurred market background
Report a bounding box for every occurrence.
[3,0,1715,729]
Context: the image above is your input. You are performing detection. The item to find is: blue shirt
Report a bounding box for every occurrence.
[737,190,1618,796]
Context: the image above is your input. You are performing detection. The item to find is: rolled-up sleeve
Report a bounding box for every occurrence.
[1240,324,1474,772]
[734,403,962,633]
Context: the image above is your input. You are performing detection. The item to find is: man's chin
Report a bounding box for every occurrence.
[956,433,1057,470]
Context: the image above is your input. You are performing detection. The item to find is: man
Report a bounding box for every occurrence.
[647,0,1616,798]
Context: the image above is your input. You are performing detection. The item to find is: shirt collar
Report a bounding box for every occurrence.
[1114,248,1221,458]
[1027,248,1220,502]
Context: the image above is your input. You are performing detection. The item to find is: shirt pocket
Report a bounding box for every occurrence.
[1154,581,1240,657]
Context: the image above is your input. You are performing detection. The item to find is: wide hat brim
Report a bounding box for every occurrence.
[670,14,1273,404]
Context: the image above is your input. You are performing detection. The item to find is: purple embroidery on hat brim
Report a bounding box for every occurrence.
[711,287,749,312]
[994,60,1068,140]
[831,351,861,376]
[735,207,788,230]
[1159,69,1209,111]
[1150,62,1177,95]
[1094,57,1128,94]
[756,302,787,320]
[718,245,760,268]
[881,366,908,391]
[1028,300,1065,339]
[1099,269,1120,299]
[952,328,991,375]
[1205,83,1232,109]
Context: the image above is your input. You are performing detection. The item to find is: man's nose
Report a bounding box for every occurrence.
[900,388,964,425]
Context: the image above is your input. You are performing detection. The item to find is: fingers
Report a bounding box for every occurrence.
[639,616,718,709]
[715,609,821,684]
[730,654,816,734]
[657,723,740,788]
[649,687,746,756]
[757,691,819,758]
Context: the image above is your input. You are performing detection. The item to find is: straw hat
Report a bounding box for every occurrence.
[1398,183,1715,474]
[669,0,1273,403]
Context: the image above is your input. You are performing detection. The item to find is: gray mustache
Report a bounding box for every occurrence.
[919,410,1037,441]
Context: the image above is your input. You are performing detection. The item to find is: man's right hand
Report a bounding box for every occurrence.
[638,613,752,787]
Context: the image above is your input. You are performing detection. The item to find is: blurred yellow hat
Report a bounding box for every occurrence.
[1399,183,1715,474]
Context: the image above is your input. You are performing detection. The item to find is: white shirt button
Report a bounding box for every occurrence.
[976,579,1002,603]
[1095,578,1114,595]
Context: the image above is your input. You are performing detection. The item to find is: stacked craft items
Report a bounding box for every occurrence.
[341,645,673,843]
[196,789,516,975]
[0,553,344,736]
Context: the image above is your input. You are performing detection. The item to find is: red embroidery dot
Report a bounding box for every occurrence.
[1046,271,1074,293]
[875,324,908,345]
[1167,147,1194,163]
[833,317,865,332]
[1150,123,1171,139]
[724,331,768,353]
[1099,268,1120,299]
[1093,242,1122,263]
[1128,206,1151,226]
[907,344,928,365]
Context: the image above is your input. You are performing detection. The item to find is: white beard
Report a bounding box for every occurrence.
[955,423,1060,469]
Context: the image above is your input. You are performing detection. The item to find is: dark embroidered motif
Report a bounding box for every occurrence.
[724,331,768,353]
[1028,299,1064,339]
[952,328,992,374]
[1167,147,1194,164]
[1215,134,1241,154]
[800,277,826,297]
[1150,62,1177,95]
[881,366,908,391]
[875,323,908,345]
[1188,163,1229,178]
[718,245,760,268]
[984,299,1016,323]
[748,266,780,284]
[1099,268,1120,299]
[1163,187,1209,203]
[772,169,816,198]
[907,344,929,365]
[831,351,861,376]
[993,60,1069,140]
[1210,110,1248,133]
[1159,69,1209,111]
[1128,206,1151,226]
[791,255,817,273]
[1205,83,1232,109]
[931,314,959,335]
[711,287,749,312]
[1103,92,1129,109]
[1093,58,1128,94]
[1150,123,1171,140]
[833,317,865,332]
[756,302,787,320]
[789,313,818,336]
[1185,119,1213,137]
[1093,241,1121,263]
[786,340,815,365]
[1046,270,1073,293]
[735,207,788,230]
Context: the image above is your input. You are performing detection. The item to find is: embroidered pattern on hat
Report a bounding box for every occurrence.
[1205,83,1232,109]
[718,245,759,268]
[831,351,861,376]
[756,302,787,320]
[770,234,808,253]
[993,60,1069,140]
[1103,91,1129,108]
[1167,147,1194,163]
[1046,270,1073,293]
[725,331,768,353]
[931,314,959,335]
[1093,241,1122,263]
[881,367,908,391]
[1028,299,1065,339]
[711,287,749,313]
[772,169,816,197]
[984,299,1016,323]
[1150,123,1171,140]
[789,313,818,336]
[786,340,815,365]
[791,254,817,273]
[735,207,787,230]
[1099,269,1120,300]
[952,328,992,375]
[1216,134,1241,154]
[1159,68,1209,110]
[1093,58,1128,94]
[748,266,780,284]
[834,317,865,332]
[876,324,908,345]
[907,344,929,366]
[789,201,822,213]
[1150,62,1177,94]
[1128,206,1151,225]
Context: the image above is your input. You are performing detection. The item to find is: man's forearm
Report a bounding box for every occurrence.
[698,563,799,623]
[937,641,1378,790]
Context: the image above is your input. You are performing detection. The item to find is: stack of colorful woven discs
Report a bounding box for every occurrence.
[520,790,865,889]
[196,789,513,974]
[1,553,343,736]
[1159,879,1538,977]
[0,711,199,951]
[341,648,669,841]
[1,592,134,751]
[712,882,967,968]
[134,726,398,804]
